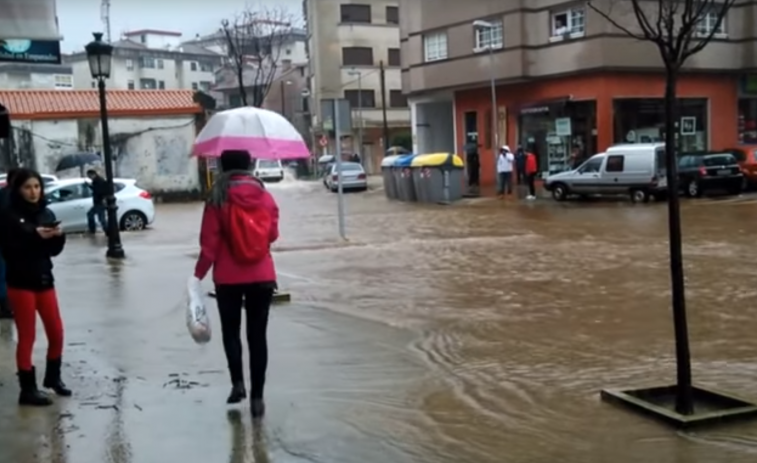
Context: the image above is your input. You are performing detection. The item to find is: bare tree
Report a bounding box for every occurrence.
[221,4,295,107]
[588,0,735,415]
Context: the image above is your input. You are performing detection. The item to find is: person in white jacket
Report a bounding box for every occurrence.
[496,145,514,198]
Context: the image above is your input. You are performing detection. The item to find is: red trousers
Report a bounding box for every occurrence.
[7,287,64,371]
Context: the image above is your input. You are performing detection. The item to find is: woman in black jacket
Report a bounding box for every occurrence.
[0,168,70,406]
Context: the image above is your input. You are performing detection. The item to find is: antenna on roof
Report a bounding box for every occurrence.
[101,0,112,42]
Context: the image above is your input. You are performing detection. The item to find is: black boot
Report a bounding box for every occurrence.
[0,297,12,319]
[250,399,265,419]
[227,381,247,404]
[18,368,53,406]
[43,358,72,397]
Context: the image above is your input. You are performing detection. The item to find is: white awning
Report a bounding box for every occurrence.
[0,0,61,41]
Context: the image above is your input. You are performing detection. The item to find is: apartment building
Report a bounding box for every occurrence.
[0,63,73,90]
[64,30,223,91]
[304,0,410,167]
[401,0,757,186]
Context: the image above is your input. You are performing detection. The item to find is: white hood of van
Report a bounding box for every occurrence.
[545,169,576,183]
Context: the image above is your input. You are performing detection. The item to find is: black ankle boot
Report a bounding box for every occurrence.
[18,368,53,406]
[43,358,72,397]
[0,298,12,319]
[250,399,265,419]
[227,381,247,404]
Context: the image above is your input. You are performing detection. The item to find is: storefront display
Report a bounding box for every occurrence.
[738,98,757,144]
[613,98,708,151]
[518,100,596,177]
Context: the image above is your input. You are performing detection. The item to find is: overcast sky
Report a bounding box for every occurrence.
[57,0,302,52]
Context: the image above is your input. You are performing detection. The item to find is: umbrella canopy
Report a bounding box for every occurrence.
[55,152,101,172]
[317,154,334,164]
[386,146,410,155]
[193,107,310,159]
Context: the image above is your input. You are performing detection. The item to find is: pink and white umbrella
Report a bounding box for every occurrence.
[193,107,310,159]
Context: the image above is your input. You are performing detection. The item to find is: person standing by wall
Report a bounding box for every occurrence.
[0,168,19,319]
[0,168,70,406]
[85,169,108,235]
[496,145,514,199]
[515,145,526,185]
[194,150,280,419]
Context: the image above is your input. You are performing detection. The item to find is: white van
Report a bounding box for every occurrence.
[544,143,667,203]
[253,159,284,182]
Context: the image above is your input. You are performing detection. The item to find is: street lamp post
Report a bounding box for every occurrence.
[473,20,499,154]
[347,69,363,160]
[85,32,125,259]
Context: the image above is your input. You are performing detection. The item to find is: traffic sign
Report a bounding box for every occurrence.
[319,136,328,147]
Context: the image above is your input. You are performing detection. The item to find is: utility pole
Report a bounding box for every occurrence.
[379,61,390,150]
[100,0,112,42]
[347,69,363,160]
[280,80,286,119]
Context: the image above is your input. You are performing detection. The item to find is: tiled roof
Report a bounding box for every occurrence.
[0,90,202,120]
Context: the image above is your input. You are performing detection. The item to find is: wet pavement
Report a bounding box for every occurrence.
[4,179,757,462]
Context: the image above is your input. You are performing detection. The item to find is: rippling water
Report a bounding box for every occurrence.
[267,182,757,462]
[4,178,757,462]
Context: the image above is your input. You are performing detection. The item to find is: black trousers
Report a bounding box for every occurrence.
[527,174,536,196]
[215,283,274,399]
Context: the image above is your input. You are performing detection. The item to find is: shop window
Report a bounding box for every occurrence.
[696,11,726,37]
[738,98,757,144]
[613,98,708,152]
[606,155,624,172]
[519,100,597,177]
[550,8,585,40]
[423,32,448,62]
[474,20,503,51]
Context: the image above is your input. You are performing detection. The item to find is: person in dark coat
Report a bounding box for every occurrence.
[0,167,19,319]
[514,145,527,184]
[0,168,70,406]
[85,169,108,234]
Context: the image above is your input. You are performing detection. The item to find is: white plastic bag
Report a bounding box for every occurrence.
[186,276,211,344]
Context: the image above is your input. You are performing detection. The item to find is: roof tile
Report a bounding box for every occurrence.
[0,90,202,120]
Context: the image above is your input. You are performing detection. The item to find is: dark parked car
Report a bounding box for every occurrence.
[678,152,743,197]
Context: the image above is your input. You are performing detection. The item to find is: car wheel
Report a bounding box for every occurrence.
[120,210,147,231]
[630,189,650,203]
[551,183,568,201]
[686,180,701,198]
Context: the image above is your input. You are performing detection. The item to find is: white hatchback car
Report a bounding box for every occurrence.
[0,173,58,187]
[253,159,284,182]
[45,178,156,233]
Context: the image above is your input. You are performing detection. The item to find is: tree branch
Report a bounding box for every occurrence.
[588,1,652,42]
[221,4,296,107]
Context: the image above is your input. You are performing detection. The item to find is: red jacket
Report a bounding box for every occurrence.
[525,152,538,175]
[194,179,279,285]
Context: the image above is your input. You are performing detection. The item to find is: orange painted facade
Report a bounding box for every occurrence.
[455,73,739,186]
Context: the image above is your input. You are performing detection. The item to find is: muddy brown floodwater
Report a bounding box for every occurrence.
[3,179,757,463]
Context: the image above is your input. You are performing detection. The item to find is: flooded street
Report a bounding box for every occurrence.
[4,179,757,462]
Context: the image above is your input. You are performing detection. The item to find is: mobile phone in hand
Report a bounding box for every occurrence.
[45,220,61,228]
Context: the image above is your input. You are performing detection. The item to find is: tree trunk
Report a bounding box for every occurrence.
[236,64,247,106]
[663,65,694,415]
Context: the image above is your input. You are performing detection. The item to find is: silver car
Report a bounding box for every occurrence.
[324,162,367,192]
